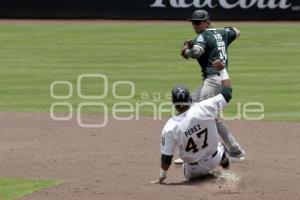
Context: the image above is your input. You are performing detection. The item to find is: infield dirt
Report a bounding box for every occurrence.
[0,112,299,200]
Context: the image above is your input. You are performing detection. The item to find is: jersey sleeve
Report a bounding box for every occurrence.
[193,94,228,119]
[194,34,207,51]
[223,27,238,45]
[160,128,176,156]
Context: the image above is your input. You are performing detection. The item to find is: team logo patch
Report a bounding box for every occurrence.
[197,35,204,43]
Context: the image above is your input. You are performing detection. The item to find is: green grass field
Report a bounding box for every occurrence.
[0,21,299,121]
[0,178,59,200]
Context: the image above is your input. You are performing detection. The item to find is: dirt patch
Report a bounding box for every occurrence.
[0,112,299,200]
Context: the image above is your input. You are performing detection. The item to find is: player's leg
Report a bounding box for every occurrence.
[183,143,226,181]
[183,162,208,181]
[199,77,246,161]
[216,118,245,161]
[206,143,227,171]
[192,84,202,102]
[199,77,221,100]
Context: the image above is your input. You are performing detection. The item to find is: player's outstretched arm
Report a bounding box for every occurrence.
[232,27,241,39]
[151,154,173,184]
[152,127,176,184]
[225,27,240,43]
[181,40,205,59]
[194,86,232,118]
[220,86,232,103]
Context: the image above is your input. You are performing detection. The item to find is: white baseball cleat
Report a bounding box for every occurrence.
[174,158,184,166]
[229,156,246,162]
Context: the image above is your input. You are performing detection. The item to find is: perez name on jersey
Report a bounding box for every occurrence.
[185,124,203,137]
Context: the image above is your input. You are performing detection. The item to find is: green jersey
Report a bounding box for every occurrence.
[193,27,237,79]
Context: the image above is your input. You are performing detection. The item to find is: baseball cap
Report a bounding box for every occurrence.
[188,10,210,21]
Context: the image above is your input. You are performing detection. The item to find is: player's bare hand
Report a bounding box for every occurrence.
[212,59,225,70]
[221,79,232,88]
[150,176,166,184]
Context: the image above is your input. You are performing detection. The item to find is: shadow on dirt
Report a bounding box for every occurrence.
[165,173,218,186]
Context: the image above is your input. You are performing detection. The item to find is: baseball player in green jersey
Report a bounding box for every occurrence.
[179,10,245,162]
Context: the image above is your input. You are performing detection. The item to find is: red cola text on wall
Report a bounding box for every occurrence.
[150,0,292,9]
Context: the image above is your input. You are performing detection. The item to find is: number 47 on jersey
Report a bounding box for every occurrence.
[185,128,208,153]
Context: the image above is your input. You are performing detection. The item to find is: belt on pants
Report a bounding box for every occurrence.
[188,150,218,165]
[205,73,220,79]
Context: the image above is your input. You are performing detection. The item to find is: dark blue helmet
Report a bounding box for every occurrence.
[188,10,210,21]
[172,85,192,105]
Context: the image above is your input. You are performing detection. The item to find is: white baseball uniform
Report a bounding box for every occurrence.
[160,94,227,180]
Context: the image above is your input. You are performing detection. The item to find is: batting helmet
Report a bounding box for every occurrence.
[172,85,192,105]
[188,10,210,21]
